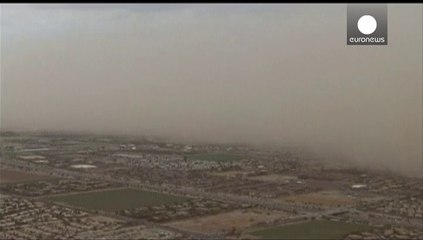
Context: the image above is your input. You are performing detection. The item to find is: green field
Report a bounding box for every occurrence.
[188,153,243,162]
[249,220,373,239]
[46,188,190,211]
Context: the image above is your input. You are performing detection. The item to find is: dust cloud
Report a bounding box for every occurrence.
[1,4,422,176]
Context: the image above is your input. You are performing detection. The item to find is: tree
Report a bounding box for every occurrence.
[235,229,242,239]
[227,226,237,236]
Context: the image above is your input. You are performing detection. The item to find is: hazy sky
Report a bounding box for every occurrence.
[1,4,422,175]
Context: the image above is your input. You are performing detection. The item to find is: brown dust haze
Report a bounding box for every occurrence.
[1,4,422,176]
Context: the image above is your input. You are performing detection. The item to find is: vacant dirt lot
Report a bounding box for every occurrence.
[0,169,51,183]
[250,174,298,183]
[281,190,356,207]
[166,209,289,234]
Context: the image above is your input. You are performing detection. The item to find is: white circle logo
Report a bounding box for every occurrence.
[357,15,377,35]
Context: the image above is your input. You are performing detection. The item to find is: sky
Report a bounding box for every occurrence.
[1,4,422,175]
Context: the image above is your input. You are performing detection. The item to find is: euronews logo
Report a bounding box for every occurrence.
[347,5,388,45]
